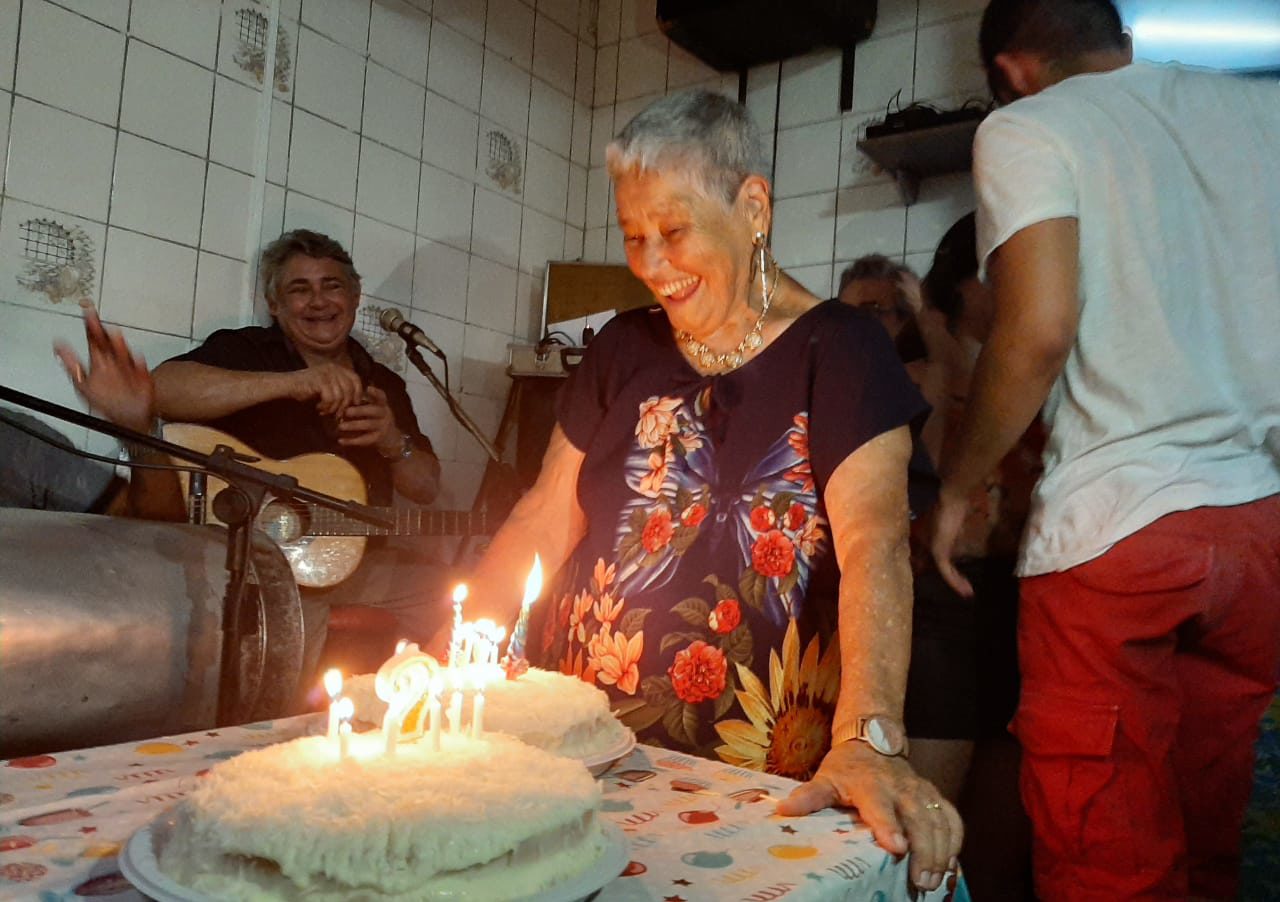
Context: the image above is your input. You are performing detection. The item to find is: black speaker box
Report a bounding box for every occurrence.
[656,0,878,72]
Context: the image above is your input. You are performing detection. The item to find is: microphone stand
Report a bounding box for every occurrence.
[0,384,394,725]
[398,346,522,558]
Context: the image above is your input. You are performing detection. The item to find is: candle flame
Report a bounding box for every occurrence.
[452,583,468,603]
[395,638,408,654]
[323,669,342,698]
[336,697,355,721]
[522,554,543,608]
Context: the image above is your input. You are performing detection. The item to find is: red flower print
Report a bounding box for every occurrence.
[669,641,728,704]
[752,529,796,578]
[786,502,806,531]
[681,502,708,527]
[749,505,776,532]
[708,599,741,634]
[642,508,675,553]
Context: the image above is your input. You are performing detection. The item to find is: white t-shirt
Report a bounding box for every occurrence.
[973,63,1280,576]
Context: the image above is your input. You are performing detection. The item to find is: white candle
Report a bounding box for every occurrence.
[323,669,343,740]
[427,676,444,751]
[376,643,434,755]
[449,584,467,667]
[447,678,464,736]
[335,697,354,759]
[471,682,485,738]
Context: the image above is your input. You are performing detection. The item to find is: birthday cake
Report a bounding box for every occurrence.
[157,730,609,900]
[346,667,631,760]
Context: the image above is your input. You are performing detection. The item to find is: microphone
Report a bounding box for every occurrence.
[378,307,445,359]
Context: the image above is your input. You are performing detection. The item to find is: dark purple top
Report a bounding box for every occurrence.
[529,299,932,777]
[166,324,432,506]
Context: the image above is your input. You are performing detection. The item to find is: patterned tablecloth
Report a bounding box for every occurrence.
[0,716,964,902]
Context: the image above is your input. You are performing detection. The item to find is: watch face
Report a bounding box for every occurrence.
[865,717,906,756]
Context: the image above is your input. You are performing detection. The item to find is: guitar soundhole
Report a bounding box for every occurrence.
[258,500,308,544]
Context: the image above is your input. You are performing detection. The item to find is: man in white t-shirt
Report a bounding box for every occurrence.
[928,1,1280,899]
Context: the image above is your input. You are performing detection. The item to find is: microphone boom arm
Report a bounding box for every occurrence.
[400,345,502,464]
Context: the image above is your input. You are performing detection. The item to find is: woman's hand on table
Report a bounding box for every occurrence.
[776,740,963,893]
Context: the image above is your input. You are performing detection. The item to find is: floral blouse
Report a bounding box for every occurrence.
[529,300,929,779]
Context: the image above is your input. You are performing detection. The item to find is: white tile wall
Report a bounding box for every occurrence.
[16,0,125,127]
[616,34,667,102]
[0,8,18,92]
[54,0,130,31]
[523,143,570,219]
[432,0,488,44]
[913,15,985,103]
[423,91,480,179]
[193,251,249,337]
[529,79,574,158]
[778,49,843,130]
[471,188,522,269]
[480,52,533,136]
[6,98,117,222]
[413,237,470,321]
[353,215,416,306]
[486,0,535,69]
[369,0,432,84]
[532,15,578,96]
[0,198,107,311]
[417,163,475,251]
[284,190,355,248]
[120,41,215,157]
[597,0,623,46]
[466,254,517,334]
[362,63,427,157]
[100,228,198,335]
[202,164,254,260]
[111,134,206,247]
[294,26,366,130]
[288,109,360,208]
[300,0,371,52]
[853,30,917,116]
[356,139,420,231]
[428,23,484,112]
[210,76,262,175]
[773,119,842,200]
[130,0,221,70]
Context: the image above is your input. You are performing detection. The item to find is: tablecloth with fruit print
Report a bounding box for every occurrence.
[0,716,964,901]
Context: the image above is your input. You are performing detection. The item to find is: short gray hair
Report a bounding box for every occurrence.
[606,90,768,207]
[260,229,361,304]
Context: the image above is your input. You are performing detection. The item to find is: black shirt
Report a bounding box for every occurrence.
[166,324,432,505]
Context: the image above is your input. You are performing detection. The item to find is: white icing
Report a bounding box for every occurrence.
[160,731,605,900]
[346,667,630,759]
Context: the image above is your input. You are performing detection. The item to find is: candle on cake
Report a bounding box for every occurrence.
[324,669,343,740]
[375,642,435,755]
[471,676,486,738]
[448,583,467,666]
[335,697,354,759]
[504,556,543,678]
[427,675,444,751]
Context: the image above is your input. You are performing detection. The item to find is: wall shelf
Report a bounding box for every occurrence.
[856,116,985,205]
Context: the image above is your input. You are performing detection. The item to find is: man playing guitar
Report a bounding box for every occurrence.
[153,230,449,644]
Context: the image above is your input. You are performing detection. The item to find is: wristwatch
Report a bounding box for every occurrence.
[832,715,909,757]
[380,432,414,461]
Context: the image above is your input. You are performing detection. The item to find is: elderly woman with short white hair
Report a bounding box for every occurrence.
[463,89,960,892]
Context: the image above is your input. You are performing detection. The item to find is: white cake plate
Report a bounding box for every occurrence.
[121,812,629,902]
[579,728,636,776]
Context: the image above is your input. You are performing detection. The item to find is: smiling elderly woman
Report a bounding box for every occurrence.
[464,90,961,890]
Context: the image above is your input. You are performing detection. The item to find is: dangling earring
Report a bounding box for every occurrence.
[753,231,768,305]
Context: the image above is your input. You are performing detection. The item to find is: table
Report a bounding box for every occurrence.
[0,716,965,901]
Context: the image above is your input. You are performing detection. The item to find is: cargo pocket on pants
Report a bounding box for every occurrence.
[1012,691,1128,869]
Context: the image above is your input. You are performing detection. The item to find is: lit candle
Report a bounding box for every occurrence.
[335,697,354,760]
[507,554,543,661]
[395,638,408,654]
[427,675,444,751]
[449,584,467,667]
[324,669,343,740]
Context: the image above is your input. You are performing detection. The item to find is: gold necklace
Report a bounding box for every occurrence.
[676,264,779,373]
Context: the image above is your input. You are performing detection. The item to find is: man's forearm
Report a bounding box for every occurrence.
[390,448,442,505]
[938,325,1062,498]
[152,361,292,421]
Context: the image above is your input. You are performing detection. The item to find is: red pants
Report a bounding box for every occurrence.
[1013,495,1280,901]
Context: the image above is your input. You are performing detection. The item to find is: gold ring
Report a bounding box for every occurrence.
[924,802,943,810]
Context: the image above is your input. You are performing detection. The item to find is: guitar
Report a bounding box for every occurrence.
[162,424,491,588]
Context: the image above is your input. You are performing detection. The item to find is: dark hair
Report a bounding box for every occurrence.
[838,255,916,319]
[980,0,1126,100]
[923,213,978,331]
[260,229,361,303]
